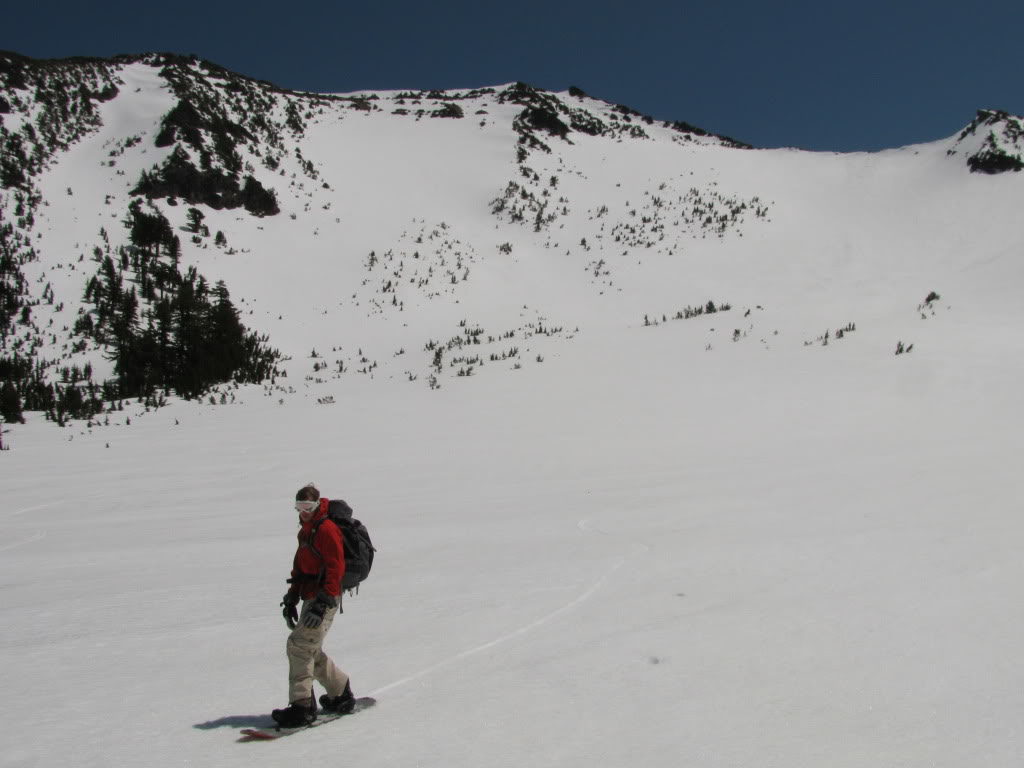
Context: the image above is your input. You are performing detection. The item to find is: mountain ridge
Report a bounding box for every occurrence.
[1,50,1022,428]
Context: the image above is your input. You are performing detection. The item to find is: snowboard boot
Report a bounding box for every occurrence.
[319,680,355,715]
[272,691,317,728]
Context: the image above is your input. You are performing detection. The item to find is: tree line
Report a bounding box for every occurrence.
[0,200,280,425]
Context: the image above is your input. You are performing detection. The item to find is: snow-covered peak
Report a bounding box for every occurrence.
[946,108,1024,173]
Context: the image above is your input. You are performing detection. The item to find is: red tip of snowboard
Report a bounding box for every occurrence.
[237,697,377,742]
[238,728,281,741]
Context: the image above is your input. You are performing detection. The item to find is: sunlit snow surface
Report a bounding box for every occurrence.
[2,62,1024,768]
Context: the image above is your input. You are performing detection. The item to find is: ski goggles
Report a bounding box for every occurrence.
[295,500,319,513]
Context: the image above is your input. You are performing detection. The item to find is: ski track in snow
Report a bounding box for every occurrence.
[0,529,46,552]
[368,518,649,698]
[0,502,58,552]
[3,500,61,518]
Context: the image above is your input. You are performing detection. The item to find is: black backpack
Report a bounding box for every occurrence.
[311,499,375,592]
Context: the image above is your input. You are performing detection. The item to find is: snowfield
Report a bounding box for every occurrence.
[2,56,1024,768]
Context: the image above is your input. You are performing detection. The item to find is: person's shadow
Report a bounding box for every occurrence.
[193,714,271,730]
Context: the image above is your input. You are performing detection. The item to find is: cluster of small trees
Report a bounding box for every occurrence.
[0,350,114,425]
[805,322,856,347]
[490,180,560,231]
[644,301,731,327]
[134,147,279,216]
[74,201,280,403]
[918,291,942,319]
[360,222,479,310]
[610,186,770,252]
[0,220,31,335]
[418,316,569,385]
[431,103,464,119]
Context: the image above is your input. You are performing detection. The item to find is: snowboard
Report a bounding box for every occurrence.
[238,697,377,742]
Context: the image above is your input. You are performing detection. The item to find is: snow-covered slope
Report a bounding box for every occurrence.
[2,53,1021,405]
[2,52,1024,768]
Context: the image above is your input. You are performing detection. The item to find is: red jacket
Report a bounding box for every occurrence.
[290,499,345,598]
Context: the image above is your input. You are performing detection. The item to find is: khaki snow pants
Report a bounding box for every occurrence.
[287,598,349,703]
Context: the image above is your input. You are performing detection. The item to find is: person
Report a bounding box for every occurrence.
[272,482,355,727]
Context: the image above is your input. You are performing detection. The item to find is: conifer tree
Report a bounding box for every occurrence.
[0,380,24,424]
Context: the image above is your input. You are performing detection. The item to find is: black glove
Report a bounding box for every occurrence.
[281,591,300,630]
[302,590,337,629]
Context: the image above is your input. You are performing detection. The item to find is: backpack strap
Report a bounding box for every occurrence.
[304,497,333,561]
[306,515,342,559]
[308,518,327,567]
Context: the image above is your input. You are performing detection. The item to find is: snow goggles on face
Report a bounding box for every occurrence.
[295,500,318,513]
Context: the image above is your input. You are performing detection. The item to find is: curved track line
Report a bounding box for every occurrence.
[4,501,61,518]
[0,529,46,553]
[369,516,652,699]
[369,554,627,698]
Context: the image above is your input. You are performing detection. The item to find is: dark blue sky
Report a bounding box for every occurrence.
[4,0,1021,151]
